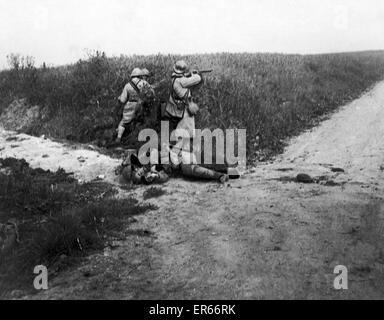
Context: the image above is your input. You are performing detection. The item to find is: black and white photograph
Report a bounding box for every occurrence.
[1,0,384,303]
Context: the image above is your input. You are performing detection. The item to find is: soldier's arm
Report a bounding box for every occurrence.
[179,74,202,89]
[118,84,130,104]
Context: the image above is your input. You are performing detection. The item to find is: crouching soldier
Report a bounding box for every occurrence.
[140,68,159,126]
[141,68,151,83]
[116,68,155,143]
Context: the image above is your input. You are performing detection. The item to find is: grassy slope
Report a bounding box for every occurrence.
[0,158,155,297]
[1,51,384,161]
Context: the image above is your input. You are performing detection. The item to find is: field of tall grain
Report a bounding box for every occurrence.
[1,51,384,162]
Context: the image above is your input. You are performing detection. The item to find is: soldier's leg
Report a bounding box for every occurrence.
[170,117,180,134]
[116,102,137,142]
[162,112,180,139]
[116,120,126,142]
[180,164,228,182]
[200,164,241,179]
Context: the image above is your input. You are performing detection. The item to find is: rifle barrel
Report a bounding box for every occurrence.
[199,69,213,74]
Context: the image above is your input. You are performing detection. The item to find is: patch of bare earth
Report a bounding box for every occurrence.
[2,82,384,299]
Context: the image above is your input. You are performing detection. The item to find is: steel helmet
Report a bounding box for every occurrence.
[142,68,150,77]
[131,67,143,78]
[173,60,189,74]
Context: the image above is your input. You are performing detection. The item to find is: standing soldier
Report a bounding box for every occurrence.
[142,68,151,83]
[140,68,155,118]
[143,67,167,90]
[139,67,161,129]
[163,60,203,133]
[115,68,155,143]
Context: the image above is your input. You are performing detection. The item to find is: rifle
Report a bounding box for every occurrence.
[193,69,213,74]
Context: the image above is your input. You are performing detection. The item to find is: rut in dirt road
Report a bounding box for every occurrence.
[1,82,384,300]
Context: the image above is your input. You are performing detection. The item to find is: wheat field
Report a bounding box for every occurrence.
[1,50,384,161]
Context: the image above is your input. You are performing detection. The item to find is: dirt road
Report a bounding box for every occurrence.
[1,82,384,300]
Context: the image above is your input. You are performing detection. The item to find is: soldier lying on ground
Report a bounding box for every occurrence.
[117,147,237,185]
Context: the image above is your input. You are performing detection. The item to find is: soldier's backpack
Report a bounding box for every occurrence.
[130,79,154,105]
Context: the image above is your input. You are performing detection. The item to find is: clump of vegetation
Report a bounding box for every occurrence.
[0,158,155,297]
[143,187,167,200]
[1,51,384,161]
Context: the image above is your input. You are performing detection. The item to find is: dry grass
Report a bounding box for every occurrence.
[0,158,156,297]
[143,187,167,200]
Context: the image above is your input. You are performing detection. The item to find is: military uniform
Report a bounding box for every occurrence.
[165,73,202,119]
[169,146,228,182]
[116,68,155,142]
[164,60,203,132]
[118,78,154,126]
[119,152,169,185]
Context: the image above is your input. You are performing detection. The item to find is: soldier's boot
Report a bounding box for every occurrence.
[116,125,125,143]
[227,167,240,179]
[181,164,228,183]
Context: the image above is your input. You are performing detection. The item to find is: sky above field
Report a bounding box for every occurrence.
[1,0,384,68]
